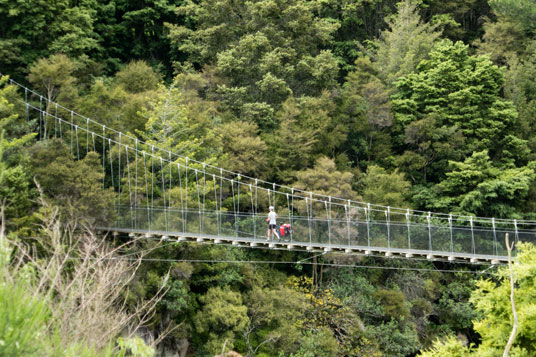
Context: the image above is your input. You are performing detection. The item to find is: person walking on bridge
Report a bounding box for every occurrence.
[266,206,280,241]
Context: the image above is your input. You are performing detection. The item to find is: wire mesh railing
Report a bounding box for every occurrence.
[3,74,535,260]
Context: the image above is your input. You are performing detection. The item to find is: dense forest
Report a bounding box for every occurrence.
[2,0,536,355]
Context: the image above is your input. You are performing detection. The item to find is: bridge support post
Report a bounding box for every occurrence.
[406,209,410,250]
[253,183,257,241]
[514,219,518,256]
[134,139,138,230]
[307,195,313,245]
[449,214,453,254]
[470,216,475,255]
[290,189,294,243]
[326,197,331,247]
[427,211,432,252]
[386,206,390,250]
[366,203,371,248]
[492,218,497,257]
[346,200,351,247]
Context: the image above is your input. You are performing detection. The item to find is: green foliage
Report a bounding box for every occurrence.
[244,286,308,354]
[117,337,155,357]
[219,121,267,178]
[168,0,340,116]
[115,61,162,94]
[373,0,442,87]
[434,150,536,217]
[266,94,346,182]
[292,328,339,357]
[28,54,77,106]
[361,165,411,207]
[0,269,49,356]
[392,40,526,189]
[295,156,359,200]
[370,319,420,356]
[437,274,479,333]
[418,336,472,357]
[4,0,536,355]
[489,0,536,35]
[29,140,115,226]
[141,85,223,164]
[374,289,410,320]
[0,76,35,230]
[474,17,527,65]
[339,56,394,167]
[470,242,536,355]
[193,286,249,354]
[421,0,491,42]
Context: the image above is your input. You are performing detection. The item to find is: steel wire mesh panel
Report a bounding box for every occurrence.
[348,207,367,247]
[369,221,388,248]
[165,208,185,234]
[451,226,472,254]
[219,212,237,237]
[235,213,255,238]
[518,230,536,246]
[330,218,350,246]
[201,212,219,236]
[253,215,266,241]
[388,222,408,250]
[150,208,168,231]
[430,225,451,252]
[472,227,495,256]
[310,219,329,244]
[291,217,311,243]
[352,221,369,247]
[409,223,429,251]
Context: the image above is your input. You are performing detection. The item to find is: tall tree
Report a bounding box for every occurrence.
[167,0,340,114]
[489,0,536,36]
[392,40,525,185]
[373,0,441,88]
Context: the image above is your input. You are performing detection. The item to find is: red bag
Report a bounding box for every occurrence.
[280,224,291,237]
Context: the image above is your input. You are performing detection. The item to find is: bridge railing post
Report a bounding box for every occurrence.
[253,184,257,241]
[86,118,89,153]
[185,158,189,233]
[254,179,258,241]
[117,133,122,224]
[308,194,313,245]
[24,87,29,122]
[161,157,168,233]
[327,197,331,247]
[134,139,138,230]
[286,193,291,242]
[39,96,42,140]
[449,214,453,254]
[168,151,173,233]
[514,219,518,256]
[202,163,207,235]
[232,179,238,239]
[290,188,294,243]
[366,203,371,248]
[427,211,432,252]
[347,200,351,247]
[101,126,105,190]
[470,216,475,255]
[492,217,497,257]
[219,168,223,237]
[406,209,410,250]
[386,206,390,249]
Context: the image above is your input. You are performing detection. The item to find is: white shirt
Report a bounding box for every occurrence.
[268,211,277,225]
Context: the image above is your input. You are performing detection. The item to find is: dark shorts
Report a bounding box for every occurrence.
[269,224,277,229]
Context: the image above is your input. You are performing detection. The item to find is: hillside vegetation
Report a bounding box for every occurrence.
[1,0,536,355]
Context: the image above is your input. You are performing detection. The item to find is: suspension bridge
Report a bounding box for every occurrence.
[5,76,536,265]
